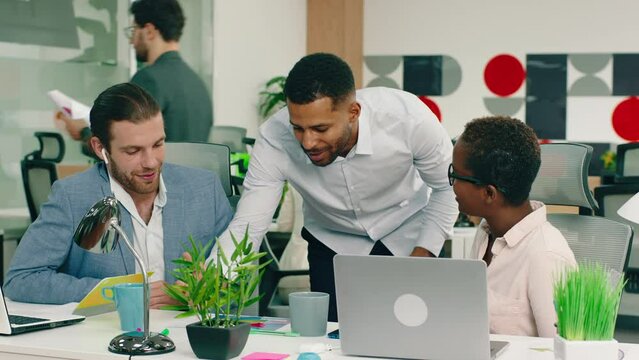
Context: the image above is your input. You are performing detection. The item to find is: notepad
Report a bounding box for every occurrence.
[72,273,150,316]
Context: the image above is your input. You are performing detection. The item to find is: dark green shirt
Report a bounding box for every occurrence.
[131,51,213,142]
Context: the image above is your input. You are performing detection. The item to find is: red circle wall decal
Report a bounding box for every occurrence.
[418,96,442,122]
[484,54,526,97]
[612,97,639,141]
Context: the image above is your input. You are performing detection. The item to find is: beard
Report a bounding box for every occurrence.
[108,158,161,196]
[303,125,353,167]
[135,46,148,63]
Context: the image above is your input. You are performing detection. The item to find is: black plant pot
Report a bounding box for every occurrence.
[186,321,251,359]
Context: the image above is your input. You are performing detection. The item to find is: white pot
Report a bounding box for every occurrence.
[554,335,618,360]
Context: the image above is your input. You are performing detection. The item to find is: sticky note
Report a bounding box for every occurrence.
[241,352,289,360]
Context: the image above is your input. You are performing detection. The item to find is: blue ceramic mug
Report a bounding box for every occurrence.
[101,283,144,332]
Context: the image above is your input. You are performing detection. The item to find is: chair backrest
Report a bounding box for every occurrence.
[546,214,633,273]
[616,142,639,182]
[530,143,598,213]
[594,183,639,269]
[20,159,58,222]
[530,142,633,273]
[33,132,65,163]
[208,126,248,153]
[164,142,233,198]
[20,132,65,221]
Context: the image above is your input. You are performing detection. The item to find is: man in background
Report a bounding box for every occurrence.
[59,0,212,145]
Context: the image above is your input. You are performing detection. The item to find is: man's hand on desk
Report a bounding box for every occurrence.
[149,281,184,309]
[410,246,435,257]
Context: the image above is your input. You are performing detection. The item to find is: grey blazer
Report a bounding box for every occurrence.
[4,163,233,304]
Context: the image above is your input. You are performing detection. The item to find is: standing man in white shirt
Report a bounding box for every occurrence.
[217,53,458,320]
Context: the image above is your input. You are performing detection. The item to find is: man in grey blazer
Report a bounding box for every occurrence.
[4,83,232,307]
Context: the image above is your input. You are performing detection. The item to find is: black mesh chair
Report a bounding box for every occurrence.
[20,132,65,222]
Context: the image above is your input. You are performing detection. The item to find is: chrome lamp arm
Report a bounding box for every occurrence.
[109,221,150,339]
[73,196,174,355]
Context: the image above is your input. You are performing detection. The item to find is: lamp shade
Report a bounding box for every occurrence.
[617,192,639,224]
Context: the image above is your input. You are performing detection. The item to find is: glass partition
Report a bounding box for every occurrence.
[0,0,213,209]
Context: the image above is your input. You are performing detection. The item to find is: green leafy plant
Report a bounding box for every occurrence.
[163,228,271,327]
[258,76,287,120]
[554,262,626,340]
[600,150,617,173]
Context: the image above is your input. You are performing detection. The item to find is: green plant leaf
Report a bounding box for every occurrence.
[167,229,268,329]
[175,310,197,319]
[171,259,192,266]
[258,76,287,119]
[160,304,189,311]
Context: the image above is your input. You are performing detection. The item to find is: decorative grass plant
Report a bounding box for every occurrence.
[553,262,626,341]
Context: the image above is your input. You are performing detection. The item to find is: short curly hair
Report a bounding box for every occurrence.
[459,116,541,206]
[131,0,185,42]
[284,53,355,107]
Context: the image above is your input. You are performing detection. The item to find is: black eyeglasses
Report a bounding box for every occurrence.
[448,164,507,193]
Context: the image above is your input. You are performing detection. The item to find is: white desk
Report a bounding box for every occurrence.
[1,302,638,360]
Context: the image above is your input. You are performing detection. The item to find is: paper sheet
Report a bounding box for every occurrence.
[47,89,91,124]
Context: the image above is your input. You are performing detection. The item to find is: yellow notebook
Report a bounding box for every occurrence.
[72,273,151,316]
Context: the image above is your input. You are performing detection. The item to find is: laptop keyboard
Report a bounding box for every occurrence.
[9,314,48,325]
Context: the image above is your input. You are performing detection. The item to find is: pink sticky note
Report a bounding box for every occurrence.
[241,352,289,360]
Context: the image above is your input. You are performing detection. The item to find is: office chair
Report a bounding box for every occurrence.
[259,186,310,317]
[20,132,66,222]
[616,142,639,183]
[208,126,249,154]
[164,142,239,207]
[595,183,639,293]
[33,132,65,163]
[530,143,633,274]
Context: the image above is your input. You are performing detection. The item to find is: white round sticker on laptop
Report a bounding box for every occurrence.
[393,293,428,327]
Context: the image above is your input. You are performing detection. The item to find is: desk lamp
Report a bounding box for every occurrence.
[72,196,175,355]
[618,192,639,223]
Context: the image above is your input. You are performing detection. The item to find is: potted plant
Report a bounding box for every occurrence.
[600,150,616,185]
[553,262,626,360]
[163,228,271,360]
[258,75,287,121]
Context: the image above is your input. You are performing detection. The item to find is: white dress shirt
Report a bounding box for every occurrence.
[217,87,457,257]
[109,173,167,282]
[470,201,577,337]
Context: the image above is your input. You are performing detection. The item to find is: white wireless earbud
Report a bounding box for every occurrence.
[101,148,109,165]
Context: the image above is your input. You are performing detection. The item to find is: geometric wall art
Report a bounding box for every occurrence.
[364,55,462,122]
[364,53,639,144]
[483,53,526,117]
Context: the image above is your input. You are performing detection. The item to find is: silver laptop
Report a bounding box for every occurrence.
[0,287,85,335]
[334,255,509,360]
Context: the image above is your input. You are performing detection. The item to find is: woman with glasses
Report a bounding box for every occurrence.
[450,116,576,338]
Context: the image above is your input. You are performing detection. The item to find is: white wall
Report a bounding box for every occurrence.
[364,0,639,141]
[213,0,306,137]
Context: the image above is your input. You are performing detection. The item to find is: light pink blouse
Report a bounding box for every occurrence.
[470,201,577,337]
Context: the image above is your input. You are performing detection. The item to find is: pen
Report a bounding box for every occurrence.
[250,329,300,337]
